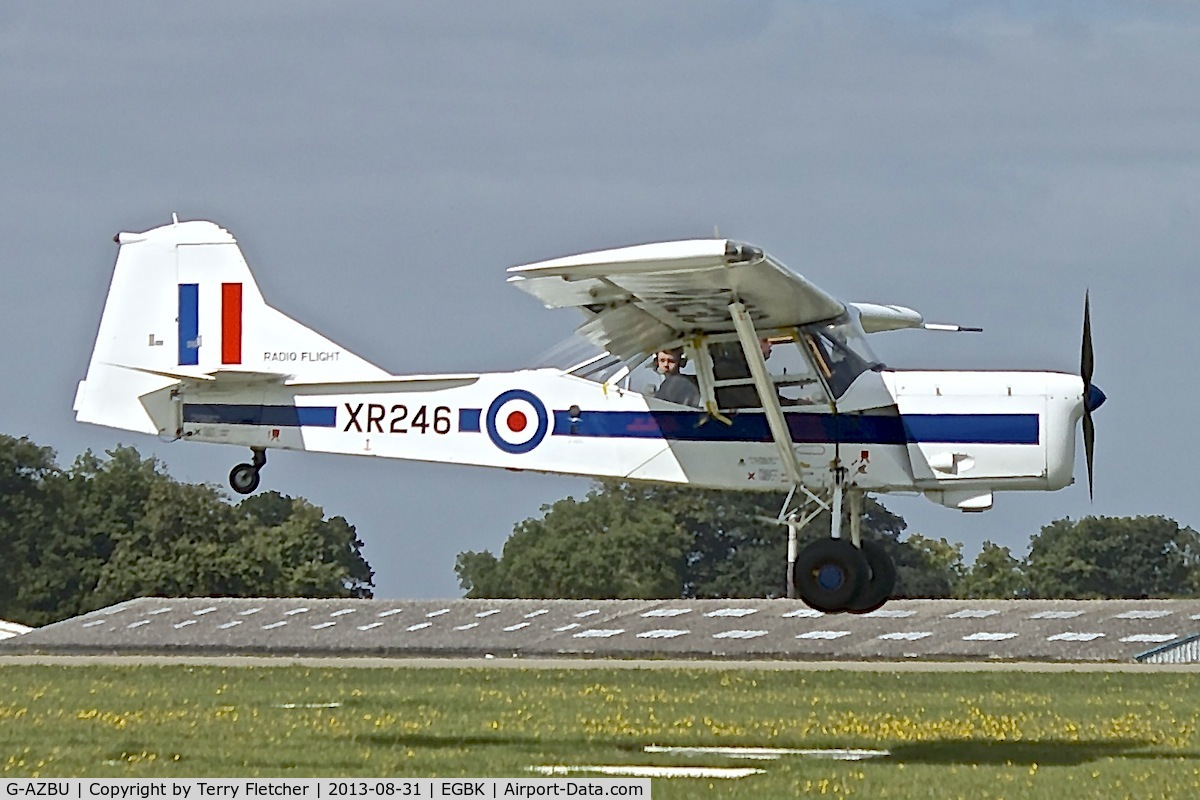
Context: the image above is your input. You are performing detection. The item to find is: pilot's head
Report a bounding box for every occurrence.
[759,338,773,358]
[656,348,684,375]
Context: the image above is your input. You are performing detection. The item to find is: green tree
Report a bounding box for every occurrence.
[456,482,960,600]
[237,492,374,598]
[1025,516,1200,599]
[892,533,965,598]
[959,541,1029,599]
[0,440,374,626]
[457,486,687,599]
[613,483,789,598]
[0,435,65,623]
[92,476,242,607]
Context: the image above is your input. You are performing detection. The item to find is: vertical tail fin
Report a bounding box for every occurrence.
[75,218,387,435]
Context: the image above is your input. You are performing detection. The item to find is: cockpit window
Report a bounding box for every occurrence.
[803,315,885,397]
[710,334,829,411]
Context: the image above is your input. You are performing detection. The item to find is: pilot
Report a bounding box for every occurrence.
[652,348,701,407]
[713,338,774,409]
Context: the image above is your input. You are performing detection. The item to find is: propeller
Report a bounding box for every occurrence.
[1080,291,1100,499]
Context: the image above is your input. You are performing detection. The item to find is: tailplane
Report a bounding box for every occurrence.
[75,218,387,436]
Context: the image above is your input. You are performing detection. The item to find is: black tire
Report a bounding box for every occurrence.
[794,539,869,614]
[846,540,897,614]
[229,463,261,495]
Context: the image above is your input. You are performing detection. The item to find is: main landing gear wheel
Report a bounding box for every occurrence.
[229,463,260,494]
[229,448,267,495]
[846,540,897,615]
[794,539,869,614]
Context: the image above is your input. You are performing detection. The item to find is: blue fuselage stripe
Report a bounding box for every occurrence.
[183,404,337,428]
[549,410,1038,445]
[184,404,1039,444]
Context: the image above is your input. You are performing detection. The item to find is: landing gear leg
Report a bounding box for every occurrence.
[777,485,830,600]
[792,470,866,612]
[789,476,897,613]
[229,448,266,495]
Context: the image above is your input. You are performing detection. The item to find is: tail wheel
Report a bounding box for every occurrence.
[229,463,261,495]
[794,539,868,613]
[846,540,897,615]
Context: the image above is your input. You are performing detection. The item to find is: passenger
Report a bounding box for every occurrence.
[652,348,701,407]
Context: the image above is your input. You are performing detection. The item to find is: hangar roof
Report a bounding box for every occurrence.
[5,598,1200,663]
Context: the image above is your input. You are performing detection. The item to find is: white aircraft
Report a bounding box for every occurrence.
[75,218,1104,613]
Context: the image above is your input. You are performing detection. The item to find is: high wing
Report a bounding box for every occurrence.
[507,240,845,361]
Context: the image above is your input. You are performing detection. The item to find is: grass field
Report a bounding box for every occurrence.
[1,662,1198,797]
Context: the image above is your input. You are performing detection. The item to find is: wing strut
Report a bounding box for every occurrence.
[729,301,808,487]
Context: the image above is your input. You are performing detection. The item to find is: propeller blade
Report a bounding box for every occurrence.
[1080,291,1096,500]
[1083,411,1095,501]
[1081,291,1093,391]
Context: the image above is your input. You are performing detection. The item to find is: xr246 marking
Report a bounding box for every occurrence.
[343,403,452,434]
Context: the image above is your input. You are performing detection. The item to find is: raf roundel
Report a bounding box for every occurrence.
[485,390,549,454]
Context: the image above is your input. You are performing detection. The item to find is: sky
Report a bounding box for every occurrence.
[3,2,1199,599]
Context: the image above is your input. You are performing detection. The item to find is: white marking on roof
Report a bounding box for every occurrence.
[0,621,30,639]
[238,608,262,616]
[948,609,1000,619]
[781,608,824,618]
[126,620,149,629]
[575,609,600,618]
[644,745,889,761]
[357,623,383,631]
[962,632,1018,641]
[1114,610,1172,620]
[475,609,501,618]
[797,630,851,640]
[406,622,432,632]
[642,608,691,617]
[863,609,917,618]
[377,609,404,617]
[574,629,624,638]
[637,629,689,639]
[1120,634,1179,643]
[1028,610,1083,619]
[284,607,309,616]
[194,607,217,616]
[330,609,356,617]
[531,765,764,779]
[218,621,243,630]
[878,631,933,641]
[453,622,479,631]
[172,620,197,630]
[524,609,549,618]
[81,620,106,628]
[504,622,531,632]
[426,608,450,618]
[705,608,758,618]
[713,629,768,640]
[1047,632,1105,642]
[262,621,287,630]
[554,623,580,632]
[311,622,337,630]
[147,607,173,615]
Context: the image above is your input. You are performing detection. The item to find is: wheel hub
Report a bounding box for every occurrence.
[817,563,845,591]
